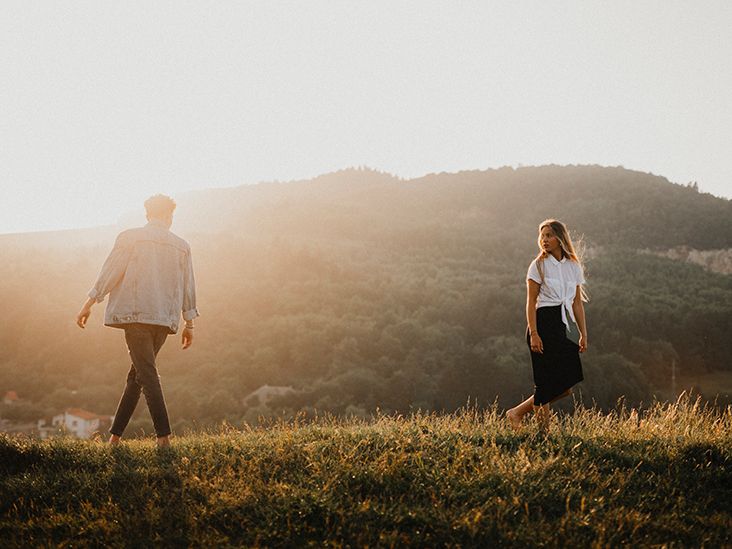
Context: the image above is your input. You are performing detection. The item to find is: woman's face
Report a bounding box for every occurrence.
[540,226,561,254]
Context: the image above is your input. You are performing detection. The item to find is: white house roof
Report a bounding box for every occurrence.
[244,385,295,402]
[65,408,104,421]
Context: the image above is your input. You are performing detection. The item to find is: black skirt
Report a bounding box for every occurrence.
[526,305,584,406]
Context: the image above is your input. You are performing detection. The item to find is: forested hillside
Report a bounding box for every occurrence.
[1,165,730,434]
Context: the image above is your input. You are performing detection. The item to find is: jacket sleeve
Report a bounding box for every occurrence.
[182,247,199,321]
[87,232,132,303]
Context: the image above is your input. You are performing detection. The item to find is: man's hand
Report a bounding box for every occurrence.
[76,298,95,329]
[182,327,194,349]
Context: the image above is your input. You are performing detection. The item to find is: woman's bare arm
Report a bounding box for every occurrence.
[572,285,587,352]
[527,280,543,353]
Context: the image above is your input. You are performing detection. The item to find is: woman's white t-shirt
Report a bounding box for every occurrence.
[526,254,585,329]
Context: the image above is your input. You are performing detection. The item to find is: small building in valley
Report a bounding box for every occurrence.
[242,385,295,407]
[3,391,20,405]
[38,408,113,439]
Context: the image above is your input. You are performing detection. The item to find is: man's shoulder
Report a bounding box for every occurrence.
[119,226,191,252]
[113,227,138,244]
[117,226,154,242]
[167,230,191,252]
[159,230,191,255]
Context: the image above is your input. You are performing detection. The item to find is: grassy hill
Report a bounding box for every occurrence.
[1,393,730,547]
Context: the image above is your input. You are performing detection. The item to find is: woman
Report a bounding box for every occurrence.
[506,219,588,431]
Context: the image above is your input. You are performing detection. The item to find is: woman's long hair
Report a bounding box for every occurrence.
[534,219,589,302]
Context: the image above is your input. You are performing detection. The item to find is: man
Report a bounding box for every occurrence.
[76,194,198,447]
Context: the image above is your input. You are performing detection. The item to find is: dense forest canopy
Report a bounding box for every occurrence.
[1,165,730,433]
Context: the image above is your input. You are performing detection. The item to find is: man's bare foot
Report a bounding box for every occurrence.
[156,436,171,448]
[109,434,121,446]
[506,409,521,431]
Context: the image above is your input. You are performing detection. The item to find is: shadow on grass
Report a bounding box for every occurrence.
[107,445,192,547]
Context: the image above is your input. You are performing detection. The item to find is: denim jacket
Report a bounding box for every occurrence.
[88,219,199,334]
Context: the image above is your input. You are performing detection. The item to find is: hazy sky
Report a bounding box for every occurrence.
[2,1,731,234]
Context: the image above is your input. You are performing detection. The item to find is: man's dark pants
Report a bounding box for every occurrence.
[110,323,172,438]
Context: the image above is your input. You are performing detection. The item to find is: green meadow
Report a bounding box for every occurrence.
[1,393,730,548]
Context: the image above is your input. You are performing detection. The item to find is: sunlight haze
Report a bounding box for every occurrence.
[2,1,731,234]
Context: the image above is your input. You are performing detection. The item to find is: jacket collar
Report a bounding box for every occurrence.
[146,218,170,230]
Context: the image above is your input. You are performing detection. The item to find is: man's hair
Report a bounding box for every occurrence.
[144,194,176,219]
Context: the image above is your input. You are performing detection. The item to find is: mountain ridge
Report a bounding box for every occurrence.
[3,165,730,251]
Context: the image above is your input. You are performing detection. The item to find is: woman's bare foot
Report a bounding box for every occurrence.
[506,408,522,430]
[156,436,171,448]
[109,434,121,446]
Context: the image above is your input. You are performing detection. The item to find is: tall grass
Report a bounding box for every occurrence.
[1,392,730,547]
